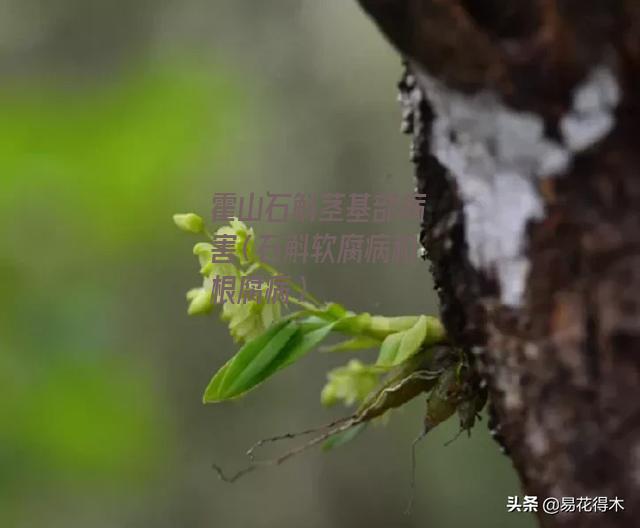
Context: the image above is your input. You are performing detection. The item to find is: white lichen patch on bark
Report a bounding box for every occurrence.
[412,64,620,307]
[561,66,621,152]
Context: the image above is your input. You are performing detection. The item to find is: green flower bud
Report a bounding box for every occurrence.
[320,384,338,407]
[186,287,201,301]
[187,288,212,315]
[173,213,204,234]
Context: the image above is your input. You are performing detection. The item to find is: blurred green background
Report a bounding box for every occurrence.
[0,1,536,527]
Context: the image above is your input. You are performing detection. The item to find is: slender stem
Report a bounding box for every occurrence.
[288,297,314,310]
[258,261,322,307]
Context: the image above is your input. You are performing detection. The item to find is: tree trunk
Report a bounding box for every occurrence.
[355,2,640,527]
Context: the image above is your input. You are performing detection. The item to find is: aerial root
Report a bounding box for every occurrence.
[405,425,430,516]
[212,462,257,483]
[444,427,465,447]
[246,416,352,461]
[213,417,361,484]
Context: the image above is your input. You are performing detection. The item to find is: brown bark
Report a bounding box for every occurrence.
[356,1,640,526]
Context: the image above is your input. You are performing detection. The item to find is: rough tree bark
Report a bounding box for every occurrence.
[355,2,640,527]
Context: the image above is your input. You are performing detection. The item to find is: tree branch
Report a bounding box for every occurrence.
[356,1,640,526]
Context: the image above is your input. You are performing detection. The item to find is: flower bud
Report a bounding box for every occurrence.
[320,384,338,407]
[173,213,204,234]
[187,288,212,315]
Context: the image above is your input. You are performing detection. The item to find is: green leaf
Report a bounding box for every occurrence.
[322,423,367,451]
[297,316,335,332]
[203,320,295,402]
[203,320,335,403]
[396,315,428,365]
[273,322,336,371]
[376,332,403,368]
[375,316,429,367]
[224,322,298,396]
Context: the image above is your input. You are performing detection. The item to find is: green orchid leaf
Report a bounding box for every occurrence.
[272,321,337,371]
[297,316,336,332]
[203,320,335,403]
[375,316,432,367]
[396,315,428,365]
[203,320,296,403]
[375,332,404,368]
